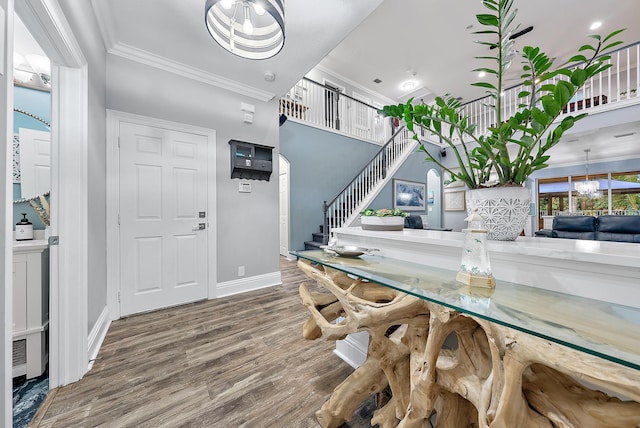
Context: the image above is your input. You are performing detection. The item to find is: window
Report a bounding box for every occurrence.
[537,170,640,229]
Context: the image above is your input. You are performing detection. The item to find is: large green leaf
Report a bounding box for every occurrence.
[578,44,596,52]
[476,14,499,26]
[531,107,551,127]
[603,41,624,51]
[554,81,573,106]
[602,29,625,42]
[570,68,588,86]
[471,82,498,90]
[540,95,561,117]
[568,54,588,63]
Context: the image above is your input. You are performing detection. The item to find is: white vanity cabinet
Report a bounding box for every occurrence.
[12,240,49,379]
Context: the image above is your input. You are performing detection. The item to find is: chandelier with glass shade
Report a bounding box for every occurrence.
[574,149,601,198]
[204,0,285,60]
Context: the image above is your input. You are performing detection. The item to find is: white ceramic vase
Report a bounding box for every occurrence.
[466,187,531,241]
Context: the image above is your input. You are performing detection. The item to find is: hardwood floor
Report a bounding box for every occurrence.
[30,257,375,428]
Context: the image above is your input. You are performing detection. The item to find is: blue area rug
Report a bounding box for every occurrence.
[13,372,48,428]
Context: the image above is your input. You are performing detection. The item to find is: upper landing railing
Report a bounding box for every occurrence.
[279,77,394,145]
[281,42,640,147]
[453,42,640,142]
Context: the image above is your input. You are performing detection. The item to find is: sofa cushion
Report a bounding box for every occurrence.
[551,216,597,240]
[596,215,640,243]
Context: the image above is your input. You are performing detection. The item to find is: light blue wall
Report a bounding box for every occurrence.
[280,120,380,250]
[13,85,51,230]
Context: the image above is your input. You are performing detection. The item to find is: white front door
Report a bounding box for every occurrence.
[119,122,208,316]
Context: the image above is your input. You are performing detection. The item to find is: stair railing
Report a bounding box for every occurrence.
[322,125,413,243]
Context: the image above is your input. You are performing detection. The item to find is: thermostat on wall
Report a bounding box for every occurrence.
[239,182,252,193]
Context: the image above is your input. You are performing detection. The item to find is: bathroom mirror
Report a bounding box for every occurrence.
[12,109,51,228]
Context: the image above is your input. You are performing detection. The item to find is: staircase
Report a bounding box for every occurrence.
[303,126,418,249]
[304,225,327,250]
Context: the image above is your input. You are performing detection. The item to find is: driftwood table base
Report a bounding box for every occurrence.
[297,259,640,428]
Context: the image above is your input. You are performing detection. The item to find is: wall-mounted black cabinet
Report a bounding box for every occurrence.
[229,140,274,181]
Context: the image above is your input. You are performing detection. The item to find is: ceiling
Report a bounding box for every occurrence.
[89,0,384,101]
[320,0,640,104]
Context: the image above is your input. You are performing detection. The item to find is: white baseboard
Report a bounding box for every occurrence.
[87,307,111,371]
[334,331,369,369]
[215,271,282,298]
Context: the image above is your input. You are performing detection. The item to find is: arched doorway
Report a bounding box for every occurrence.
[279,155,290,258]
[427,169,442,228]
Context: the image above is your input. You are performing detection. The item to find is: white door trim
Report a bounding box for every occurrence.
[106,110,217,320]
[50,65,89,387]
[1,3,16,426]
[15,0,88,390]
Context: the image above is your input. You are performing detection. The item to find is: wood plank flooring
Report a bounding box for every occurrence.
[30,258,375,428]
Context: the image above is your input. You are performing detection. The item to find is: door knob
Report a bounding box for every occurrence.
[192,223,206,231]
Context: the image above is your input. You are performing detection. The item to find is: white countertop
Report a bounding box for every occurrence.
[332,227,640,307]
[333,227,640,268]
[13,239,49,253]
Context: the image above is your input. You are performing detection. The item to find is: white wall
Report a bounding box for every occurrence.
[105,55,281,283]
[58,0,107,336]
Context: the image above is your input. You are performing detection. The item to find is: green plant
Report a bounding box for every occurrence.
[361,208,409,217]
[381,0,624,189]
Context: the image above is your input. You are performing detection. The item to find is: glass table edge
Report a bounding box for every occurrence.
[292,250,640,371]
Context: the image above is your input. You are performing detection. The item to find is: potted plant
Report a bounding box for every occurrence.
[381,0,624,240]
[360,208,409,231]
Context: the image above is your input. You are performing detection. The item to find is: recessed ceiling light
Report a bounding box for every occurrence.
[478,71,486,78]
[401,80,417,91]
[590,21,602,30]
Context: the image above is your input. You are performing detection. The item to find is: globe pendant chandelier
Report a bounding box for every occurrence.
[574,149,600,198]
[204,0,285,60]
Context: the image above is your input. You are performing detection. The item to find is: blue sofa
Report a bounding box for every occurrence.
[535,215,640,243]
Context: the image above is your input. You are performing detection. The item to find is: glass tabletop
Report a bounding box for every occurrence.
[293,250,640,371]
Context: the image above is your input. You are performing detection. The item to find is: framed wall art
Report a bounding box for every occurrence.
[443,190,466,211]
[393,179,426,211]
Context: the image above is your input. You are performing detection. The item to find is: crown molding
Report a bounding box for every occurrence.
[314,63,395,106]
[108,43,276,102]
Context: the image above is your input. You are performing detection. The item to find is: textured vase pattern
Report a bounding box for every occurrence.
[466,187,531,241]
